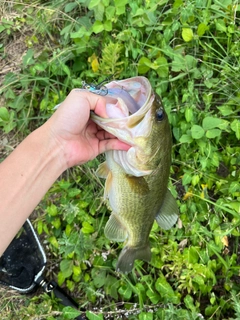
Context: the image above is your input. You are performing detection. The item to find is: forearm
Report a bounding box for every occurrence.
[0,123,66,256]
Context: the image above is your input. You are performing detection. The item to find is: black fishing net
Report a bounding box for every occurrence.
[0,219,85,319]
[0,219,46,293]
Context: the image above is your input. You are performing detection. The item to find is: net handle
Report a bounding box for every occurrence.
[36,276,84,320]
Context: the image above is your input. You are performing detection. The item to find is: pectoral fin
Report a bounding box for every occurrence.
[155,189,179,230]
[96,161,109,179]
[96,162,112,200]
[104,213,128,242]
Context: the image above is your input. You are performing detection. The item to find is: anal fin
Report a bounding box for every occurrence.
[155,189,179,230]
[104,213,128,242]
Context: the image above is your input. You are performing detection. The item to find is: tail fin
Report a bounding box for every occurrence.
[116,244,151,274]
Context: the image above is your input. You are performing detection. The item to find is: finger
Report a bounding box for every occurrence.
[98,139,131,154]
[96,130,120,141]
[70,90,109,118]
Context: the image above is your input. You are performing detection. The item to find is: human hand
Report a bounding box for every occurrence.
[45,89,130,169]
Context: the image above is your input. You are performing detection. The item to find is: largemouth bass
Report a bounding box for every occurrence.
[91,76,178,273]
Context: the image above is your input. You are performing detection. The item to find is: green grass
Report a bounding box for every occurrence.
[0,0,240,319]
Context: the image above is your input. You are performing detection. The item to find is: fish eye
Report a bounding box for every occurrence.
[155,108,164,121]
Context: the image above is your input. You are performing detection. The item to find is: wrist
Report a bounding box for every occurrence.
[33,123,68,175]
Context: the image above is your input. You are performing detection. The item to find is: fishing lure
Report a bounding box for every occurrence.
[82,80,108,96]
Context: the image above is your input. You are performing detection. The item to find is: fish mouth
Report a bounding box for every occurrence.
[91,77,155,176]
[91,76,154,142]
[104,76,152,117]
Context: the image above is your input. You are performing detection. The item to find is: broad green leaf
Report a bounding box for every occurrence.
[218,0,233,7]
[230,119,240,139]
[202,117,223,130]
[184,295,196,312]
[182,28,193,42]
[185,55,197,70]
[71,27,89,39]
[64,2,78,13]
[104,275,119,300]
[37,220,43,235]
[92,21,104,33]
[155,274,180,303]
[32,62,48,73]
[191,125,205,139]
[183,247,199,263]
[192,274,204,285]
[68,188,81,198]
[86,311,104,320]
[205,305,218,316]
[73,265,81,277]
[114,0,128,6]
[46,204,58,216]
[209,215,222,231]
[114,0,128,15]
[185,107,193,122]
[173,127,181,141]
[67,280,75,292]
[205,128,221,138]
[155,275,173,295]
[172,54,196,72]
[118,284,132,300]
[139,312,153,320]
[61,64,71,77]
[191,175,200,186]
[197,23,208,36]
[102,0,109,6]
[146,288,160,304]
[155,56,169,77]
[52,217,61,229]
[60,259,73,278]
[179,134,193,144]
[92,269,106,288]
[182,173,192,185]
[229,181,240,194]
[217,105,234,116]
[88,0,100,9]
[82,221,94,234]
[215,19,226,32]
[22,49,35,66]
[224,202,240,214]
[49,236,59,248]
[171,55,185,72]
[104,20,112,31]
[93,3,105,21]
[116,5,126,15]
[138,57,151,74]
[105,6,115,20]
[58,271,65,286]
[62,306,81,319]
[0,107,10,121]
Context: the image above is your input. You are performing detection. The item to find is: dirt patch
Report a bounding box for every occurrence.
[0,35,27,82]
[0,3,29,86]
[0,130,20,160]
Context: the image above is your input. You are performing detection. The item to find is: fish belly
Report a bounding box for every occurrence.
[104,163,160,273]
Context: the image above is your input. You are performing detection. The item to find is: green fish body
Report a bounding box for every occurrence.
[91,76,178,273]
